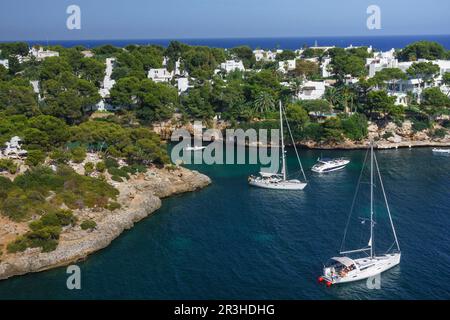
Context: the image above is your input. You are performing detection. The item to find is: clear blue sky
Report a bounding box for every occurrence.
[1,0,449,41]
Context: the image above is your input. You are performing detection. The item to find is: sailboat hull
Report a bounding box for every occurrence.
[323,253,401,285]
[249,179,307,190]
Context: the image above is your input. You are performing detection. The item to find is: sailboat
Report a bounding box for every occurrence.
[248,101,307,190]
[319,142,401,286]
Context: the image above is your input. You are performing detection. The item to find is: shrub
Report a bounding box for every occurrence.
[80,220,97,230]
[70,146,86,163]
[84,162,95,176]
[107,201,121,211]
[95,161,106,172]
[26,150,46,167]
[0,159,18,174]
[104,157,119,169]
[50,149,70,164]
[304,123,324,142]
[108,167,129,180]
[412,120,430,132]
[432,128,447,138]
[122,164,147,174]
[342,113,368,141]
[111,175,124,182]
[382,131,394,139]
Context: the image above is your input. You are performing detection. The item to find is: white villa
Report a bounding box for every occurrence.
[366,49,398,78]
[278,59,297,73]
[220,60,245,73]
[148,68,173,82]
[81,50,94,58]
[177,77,190,94]
[96,58,117,111]
[321,57,332,78]
[1,136,27,159]
[298,81,327,100]
[30,47,59,61]
[253,49,277,62]
[366,47,450,105]
[0,59,8,69]
[30,80,43,101]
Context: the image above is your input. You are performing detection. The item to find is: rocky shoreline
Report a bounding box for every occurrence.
[0,166,211,280]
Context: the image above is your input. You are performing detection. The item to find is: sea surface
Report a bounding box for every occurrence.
[0,146,449,300]
[23,35,450,51]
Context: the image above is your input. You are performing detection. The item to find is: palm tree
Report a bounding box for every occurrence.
[324,86,340,109]
[253,91,276,115]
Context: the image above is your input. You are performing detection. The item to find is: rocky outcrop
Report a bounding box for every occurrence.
[302,121,450,150]
[0,166,210,280]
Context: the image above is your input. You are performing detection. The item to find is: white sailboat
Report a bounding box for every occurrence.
[248,101,307,190]
[319,142,401,286]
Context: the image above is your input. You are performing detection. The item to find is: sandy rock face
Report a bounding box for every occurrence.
[0,166,210,280]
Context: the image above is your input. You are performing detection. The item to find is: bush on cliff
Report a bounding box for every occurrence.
[80,220,97,230]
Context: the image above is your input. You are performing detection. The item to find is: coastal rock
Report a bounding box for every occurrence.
[387,134,402,143]
[0,167,210,280]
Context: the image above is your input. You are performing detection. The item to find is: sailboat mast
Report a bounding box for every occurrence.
[279,101,286,181]
[370,141,374,259]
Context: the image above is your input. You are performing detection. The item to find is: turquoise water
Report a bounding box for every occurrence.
[0,147,449,299]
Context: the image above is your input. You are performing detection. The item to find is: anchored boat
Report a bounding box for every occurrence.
[248,101,307,190]
[319,142,401,286]
[311,157,350,173]
[432,148,450,154]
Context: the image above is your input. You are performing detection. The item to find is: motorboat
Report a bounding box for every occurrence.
[432,148,450,154]
[311,158,350,173]
[184,145,206,151]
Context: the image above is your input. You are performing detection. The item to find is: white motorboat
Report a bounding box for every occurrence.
[319,142,401,287]
[248,101,307,190]
[311,158,350,173]
[432,148,450,154]
[184,145,206,151]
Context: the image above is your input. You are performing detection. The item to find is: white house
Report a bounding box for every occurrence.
[30,47,59,60]
[220,60,245,73]
[298,81,327,100]
[30,80,43,101]
[81,50,94,58]
[0,59,8,69]
[278,59,297,73]
[367,49,399,78]
[321,57,332,78]
[96,58,117,111]
[1,136,27,159]
[253,49,277,62]
[177,77,190,94]
[148,68,173,82]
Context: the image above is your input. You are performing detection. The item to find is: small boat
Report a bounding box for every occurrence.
[432,148,450,154]
[319,142,401,286]
[311,158,350,173]
[184,145,206,151]
[248,101,307,190]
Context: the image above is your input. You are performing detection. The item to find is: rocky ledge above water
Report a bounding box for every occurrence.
[301,120,450,150]
[0,166,211,280]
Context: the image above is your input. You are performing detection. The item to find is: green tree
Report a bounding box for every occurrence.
[253,91,276,115]
[398,41,446,61]
[406,62,440,88]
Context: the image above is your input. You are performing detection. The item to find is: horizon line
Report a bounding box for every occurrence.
[1,33,450,43]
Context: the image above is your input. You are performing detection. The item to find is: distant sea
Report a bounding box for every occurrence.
[23,34,450,51]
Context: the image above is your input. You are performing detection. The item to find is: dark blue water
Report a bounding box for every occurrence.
[0,147,449,299]
[24,35,450,51]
